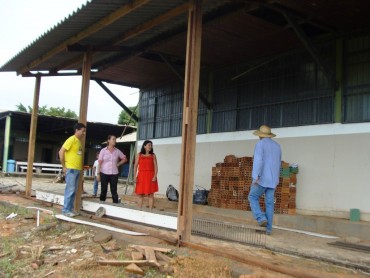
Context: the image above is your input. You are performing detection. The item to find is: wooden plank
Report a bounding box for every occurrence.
[155,251,172,263]
[25,75,41,196]
[97,259,149,266]
[177,0,203,243]
[144,247,159,266]
[130,244,172,253]
[75,49,91,212]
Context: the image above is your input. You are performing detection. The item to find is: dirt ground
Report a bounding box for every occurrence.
[0,194,279,278]
[0,176,369,277]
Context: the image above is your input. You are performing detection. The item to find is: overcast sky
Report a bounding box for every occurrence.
[0,0,139,125]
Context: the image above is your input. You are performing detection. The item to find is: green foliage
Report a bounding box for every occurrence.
[16,103,78,119]
[0,204,29,217]
[118,106,138,126]
[15,103,29,112]
[0,235,27,277]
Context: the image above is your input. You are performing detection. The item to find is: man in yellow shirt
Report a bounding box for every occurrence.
[59,123,86,217]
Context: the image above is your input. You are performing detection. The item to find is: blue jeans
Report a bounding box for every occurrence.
[248,184,275,233]
[62,169,80,214]
[93,176,99,195]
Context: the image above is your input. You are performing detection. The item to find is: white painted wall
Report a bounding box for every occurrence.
[139,123,370,221]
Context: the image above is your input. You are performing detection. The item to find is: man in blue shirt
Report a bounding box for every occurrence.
[248,125,281,235]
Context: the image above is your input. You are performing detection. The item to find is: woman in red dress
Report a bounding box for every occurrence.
[134,140,158,209]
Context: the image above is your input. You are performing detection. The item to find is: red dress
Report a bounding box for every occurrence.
[135,154,158,195]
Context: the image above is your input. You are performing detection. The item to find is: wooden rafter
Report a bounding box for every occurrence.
[58,2,189,72]
[112,2,189,45]
[17,0,151,75]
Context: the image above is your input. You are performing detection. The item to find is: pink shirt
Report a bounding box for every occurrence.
[98,147,126,175]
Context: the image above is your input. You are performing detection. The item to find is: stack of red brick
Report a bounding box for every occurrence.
[207,155,297,215]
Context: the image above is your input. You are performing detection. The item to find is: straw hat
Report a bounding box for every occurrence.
[253,125,276,138]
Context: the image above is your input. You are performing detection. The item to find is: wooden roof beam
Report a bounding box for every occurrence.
[111,2,189,45]
[53,2,189,73]
[17,0,151,75]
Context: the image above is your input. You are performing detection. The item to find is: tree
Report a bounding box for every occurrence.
[16,103,30,112]
[16,103,78,119]
[118,106,138,126]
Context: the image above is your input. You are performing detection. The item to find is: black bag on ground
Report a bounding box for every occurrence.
[166,184,179,201]
[193,185,209,205]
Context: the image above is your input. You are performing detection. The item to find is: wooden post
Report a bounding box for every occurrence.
[2,115,11,172]
[177,0,202,243]
[75,49,92,211]
[25,75,41,196]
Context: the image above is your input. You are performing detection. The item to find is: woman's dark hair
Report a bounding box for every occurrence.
[107,134,116,140]
[140,140,154,154]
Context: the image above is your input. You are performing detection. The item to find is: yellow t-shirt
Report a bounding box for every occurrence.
[62,135,83,170]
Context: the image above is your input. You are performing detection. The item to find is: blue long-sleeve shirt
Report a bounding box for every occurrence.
[252,138,282,188]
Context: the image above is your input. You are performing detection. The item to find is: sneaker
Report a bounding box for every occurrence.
[63,212,76,218]
[258,220,268,227]
[72,211,80,216]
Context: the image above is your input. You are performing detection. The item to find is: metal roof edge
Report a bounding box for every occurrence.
[0,0,91,70]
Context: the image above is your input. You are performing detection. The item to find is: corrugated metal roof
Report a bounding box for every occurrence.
[1,0,370,89]
[0,110,135,144]
[117,131,137,143]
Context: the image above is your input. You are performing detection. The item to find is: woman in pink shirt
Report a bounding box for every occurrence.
[97,135,127,203]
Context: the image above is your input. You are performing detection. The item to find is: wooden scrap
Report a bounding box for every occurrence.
[155,251,172,263]
[0,252,10,258]
[144,247,160,267]
[144,247,156,261]
[131,251,144,260]
[18,245,33,250]
[132,246,145,256]
[129,244,172,253]
[70,233,86,242]
[124,263,144,275]
[41,270,55,278]
[47,246,65,251]
[130,244,172,267]
[96,259,149,266]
